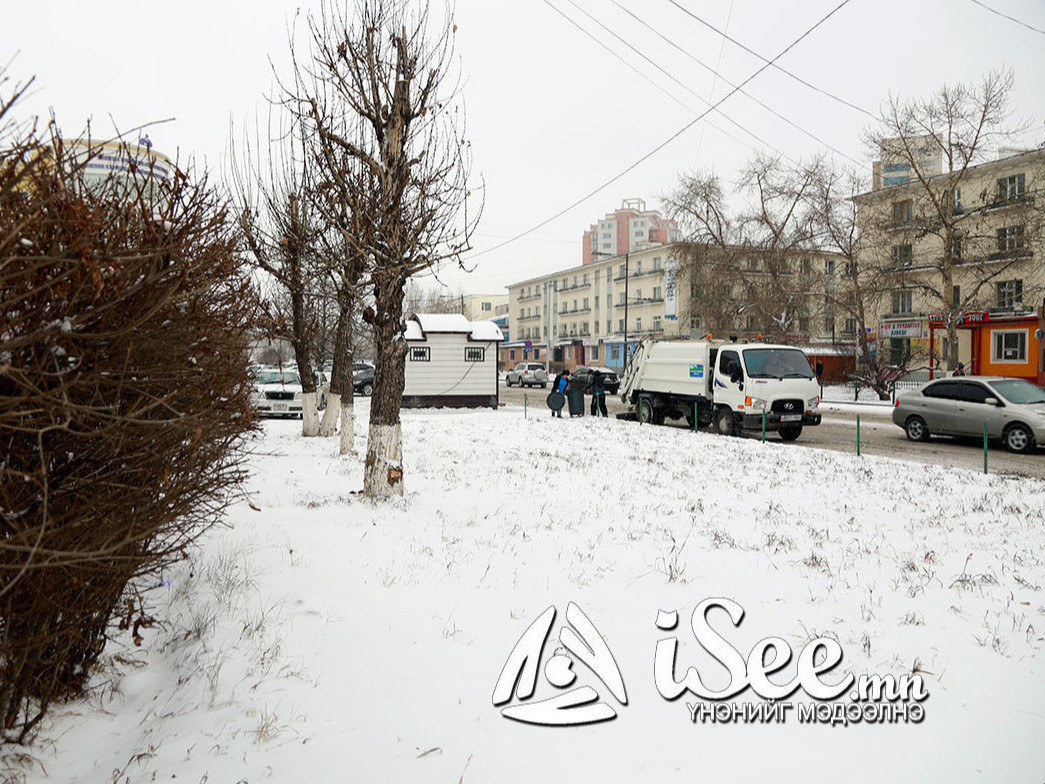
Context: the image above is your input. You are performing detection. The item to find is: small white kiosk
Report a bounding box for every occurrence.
[403,313,504,408]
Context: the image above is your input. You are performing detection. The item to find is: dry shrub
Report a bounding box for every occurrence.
[0,77,258,741]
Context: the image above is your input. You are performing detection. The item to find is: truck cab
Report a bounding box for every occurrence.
[712,344,822,440]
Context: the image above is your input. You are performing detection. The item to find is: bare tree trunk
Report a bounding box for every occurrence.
[364,282,406,496]
[319,305,352,436]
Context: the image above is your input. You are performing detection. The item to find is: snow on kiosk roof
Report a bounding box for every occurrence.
[404,313,504,342]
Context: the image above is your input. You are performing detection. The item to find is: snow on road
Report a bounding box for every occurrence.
[16,402,1045,783]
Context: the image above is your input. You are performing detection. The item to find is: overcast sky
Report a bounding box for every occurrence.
[4,0,1044,297]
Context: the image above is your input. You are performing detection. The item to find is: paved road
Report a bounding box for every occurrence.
[498,381,1045,479]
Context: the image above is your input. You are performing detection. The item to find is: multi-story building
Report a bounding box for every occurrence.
[580,198,680,265]
[426,293,509,322]
[855,146,1045,383]
[502,243,846,374]
[871,134,943,190]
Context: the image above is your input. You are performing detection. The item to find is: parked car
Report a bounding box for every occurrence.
[892,376,1045,453]
[353,366,375,396]
[506,362,548,388]
[250,367,328,417]
[571,365,620,395]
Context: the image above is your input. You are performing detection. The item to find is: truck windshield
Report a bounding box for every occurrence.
[742,348,814,380]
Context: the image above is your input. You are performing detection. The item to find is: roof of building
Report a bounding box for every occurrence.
[405,313,505,342]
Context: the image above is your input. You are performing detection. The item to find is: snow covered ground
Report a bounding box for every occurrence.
[12,400,1045,783]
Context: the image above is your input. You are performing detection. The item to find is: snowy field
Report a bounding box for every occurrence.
[12,400,1045,783]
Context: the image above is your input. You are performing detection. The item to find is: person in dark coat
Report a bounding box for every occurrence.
[587,370,608,417]
[550,369,570,418]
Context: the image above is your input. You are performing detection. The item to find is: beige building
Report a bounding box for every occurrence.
[504,243,845,373]
[855,147,1044,373]
[427,293,508,321]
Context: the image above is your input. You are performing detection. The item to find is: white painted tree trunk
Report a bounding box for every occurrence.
[319,392,341,437]
[363,422,402,496]
[301,391,321,437]
[340,395,356,455]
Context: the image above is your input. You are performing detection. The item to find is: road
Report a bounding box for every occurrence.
[498,381,1045,480]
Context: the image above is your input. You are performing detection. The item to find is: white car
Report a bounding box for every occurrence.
[251,367,329,418]
[505,362,548,388]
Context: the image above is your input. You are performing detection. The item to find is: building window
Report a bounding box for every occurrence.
[464,347,485,362]
[690,315,701,330]
[410,346,431,362]
[481,301,492,312]
[992,330,1027,362]
[653,316,661,331]
[800,257,811,275]
[652,286,662,300]
[747,257,759,272]
[636,317,642,331]
[996,279,1023,309]
[952,285,960,308]
[843,262,856,277]
[998,173,1025,201]
[653,257,662,271]
[892,199,913,224]
[824,259,836,275]
[883,162,909,174]
[690,283,698,298]
[611,345,620,360]
[618,319,625,332]
[892,244,913,267]
[509,349,516,360]
[844,318,857,334]
[798,317,810,333]
[997,226,1025,255]
[635,260,643,274]
[583,297,589,309]
[619,265,626,279]
[583,274,589,285]
[591,345,600,361]
[892,290,913,314]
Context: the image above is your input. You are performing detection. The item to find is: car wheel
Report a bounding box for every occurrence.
[714,407,737,437]
[779,425,803,442]
[904,416,930,442]
[507,377,515,387]
[363,383,373,397]
[638,398,655,425]
[1003,423,1034,454]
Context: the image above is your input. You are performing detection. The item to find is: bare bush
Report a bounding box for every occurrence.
[0,81,258,741]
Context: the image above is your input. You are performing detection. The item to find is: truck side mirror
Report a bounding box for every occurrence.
[815,361,824,379]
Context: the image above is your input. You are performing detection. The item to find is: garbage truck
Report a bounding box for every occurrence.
[618,339,823,441]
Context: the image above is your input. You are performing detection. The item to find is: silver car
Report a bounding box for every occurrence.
[505,362,548,388]
[892,376,1045,453]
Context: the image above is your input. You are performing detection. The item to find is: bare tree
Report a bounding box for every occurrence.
[805,159,921,398]
[862,69,1042,370]
[230,109,327,435]
[296,0,479,496]
[666,155,824,343]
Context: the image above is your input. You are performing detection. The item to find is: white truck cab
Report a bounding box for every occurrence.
[620,339,822,441]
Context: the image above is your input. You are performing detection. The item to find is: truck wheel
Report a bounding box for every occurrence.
[638,398,655,425]
[779,425,802,442]
[713,407,736,437]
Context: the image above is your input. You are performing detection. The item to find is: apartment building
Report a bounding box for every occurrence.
[855,147,1045,382]
[502,243,846,374]
[426,293,509,321]
[580,198,680,265]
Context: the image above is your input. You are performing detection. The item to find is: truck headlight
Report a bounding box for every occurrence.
[807,396,820,409]
[746,396,768,410]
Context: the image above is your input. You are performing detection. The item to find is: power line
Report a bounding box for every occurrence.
[665,0,875,118]
[538,0,779,161]
[559,0,796,163]
[968,0,1045,36]
[612,0,863,166]
[462,0,857,263]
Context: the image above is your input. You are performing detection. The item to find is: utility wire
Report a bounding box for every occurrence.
[463,0,857,263]
[613,0,862,166]
[540,0,780,161]
[968,0,1045,36]
[695,0,734,162]
[560,0,796,163]
[665,0,874,118]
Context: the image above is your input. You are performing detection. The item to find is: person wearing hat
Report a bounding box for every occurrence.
[953,362,966,377]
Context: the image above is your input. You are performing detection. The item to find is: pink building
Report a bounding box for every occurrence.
[581,198,679,264]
